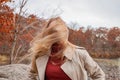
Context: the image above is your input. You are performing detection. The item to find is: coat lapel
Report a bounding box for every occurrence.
[36,55,49,80]
[61,60,74,80]
[60,45,75,80]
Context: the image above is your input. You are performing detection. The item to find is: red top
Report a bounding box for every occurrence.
[45,58,71,80]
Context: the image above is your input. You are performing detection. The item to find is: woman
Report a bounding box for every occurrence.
[29,17,105,80]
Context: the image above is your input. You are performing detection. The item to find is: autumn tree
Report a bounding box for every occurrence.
[84,26,94,51]
[107,27,120,57]
[0,0,46,64]
[0,0,14,54]
[68,25,120,58]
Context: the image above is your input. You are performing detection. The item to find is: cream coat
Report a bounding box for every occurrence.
[36,45,105,80]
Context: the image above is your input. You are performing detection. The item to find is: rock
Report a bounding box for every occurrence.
[0,64,37,80]
[97,61,120,80]
[0,61,120,80]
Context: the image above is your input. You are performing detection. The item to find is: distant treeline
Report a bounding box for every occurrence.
[68,27,120,58]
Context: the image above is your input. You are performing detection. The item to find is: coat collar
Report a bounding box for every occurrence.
[63,44,85,60]
[63,45,75,60]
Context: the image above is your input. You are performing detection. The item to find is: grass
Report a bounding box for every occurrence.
[0,54,31,65]
[0,55,9,65]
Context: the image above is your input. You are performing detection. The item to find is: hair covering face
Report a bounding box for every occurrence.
[30,17,69,57]
[29,17,71,73]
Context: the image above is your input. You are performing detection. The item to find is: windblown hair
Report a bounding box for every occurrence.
[29,17,70,73]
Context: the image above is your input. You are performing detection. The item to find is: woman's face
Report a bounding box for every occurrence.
[51,41,64,53]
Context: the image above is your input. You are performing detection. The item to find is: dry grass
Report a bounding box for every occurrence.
[0,55,9,65]
[0,55,8,61]
[90,51,120,59]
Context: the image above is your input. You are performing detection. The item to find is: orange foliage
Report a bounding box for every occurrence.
[0,0,11,4]
[0,3,14,33]
[107,27,120,44]
[68,27,120,58]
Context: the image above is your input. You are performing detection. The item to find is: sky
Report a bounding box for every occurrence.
[10,0,120,28]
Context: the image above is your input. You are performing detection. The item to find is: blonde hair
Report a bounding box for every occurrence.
[29,17,71,73]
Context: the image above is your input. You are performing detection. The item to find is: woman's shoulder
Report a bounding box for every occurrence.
[74,45,86,53]
[74,45,85,50]
[74,46,89,58]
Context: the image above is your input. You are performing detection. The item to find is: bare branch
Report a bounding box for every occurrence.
[16,53,32,63]
[10,0,28,64]
[13,45,22,63]
[20,20,40,33]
